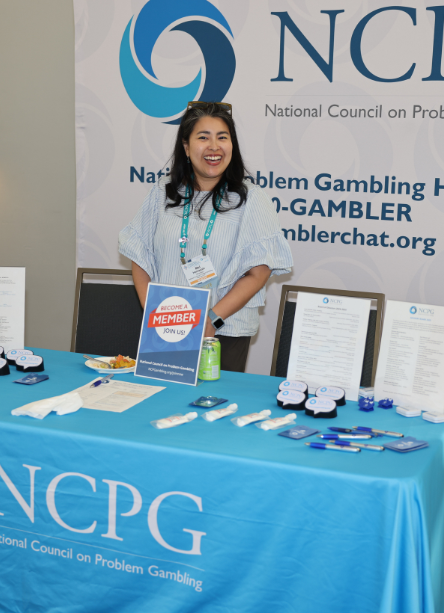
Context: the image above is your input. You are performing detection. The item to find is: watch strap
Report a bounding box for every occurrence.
[208,309,225,328]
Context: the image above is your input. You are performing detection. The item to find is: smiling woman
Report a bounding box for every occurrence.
[119,102,293,372]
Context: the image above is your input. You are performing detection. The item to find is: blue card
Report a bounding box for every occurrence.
[384,436,428,453]
[14,374,49,385]
[279,426,320,440]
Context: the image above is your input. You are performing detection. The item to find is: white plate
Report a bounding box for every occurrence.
[84,356,135,374]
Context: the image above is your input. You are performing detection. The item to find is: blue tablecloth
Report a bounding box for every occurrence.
[0,348,443,613]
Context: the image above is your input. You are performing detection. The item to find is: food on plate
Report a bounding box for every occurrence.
[109,355,136,369]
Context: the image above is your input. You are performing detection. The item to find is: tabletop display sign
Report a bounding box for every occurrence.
[375,300,444,413]
[286,292,371,401]
[135,283,210,386]
[0,267,25,353]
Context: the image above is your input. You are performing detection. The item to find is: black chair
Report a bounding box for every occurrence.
[71,268,143,358]
[270,285,385,387]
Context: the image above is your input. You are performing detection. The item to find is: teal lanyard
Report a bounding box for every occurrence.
[180,184,225,265]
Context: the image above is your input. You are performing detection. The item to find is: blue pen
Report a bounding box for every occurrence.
[328,440,385,452]
[305,442,360,453]
[90,374,114,388]
[318,433,372,440]
[353,426,403,438]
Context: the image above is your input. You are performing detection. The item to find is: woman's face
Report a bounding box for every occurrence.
[183,116,233,191]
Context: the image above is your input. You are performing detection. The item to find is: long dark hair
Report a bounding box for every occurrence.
[165,102,249,214]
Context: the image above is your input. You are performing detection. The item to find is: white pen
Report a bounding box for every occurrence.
[317,433,372,440]
[327,440,385,452]
[353,426,404,438]
[305,442,360,453]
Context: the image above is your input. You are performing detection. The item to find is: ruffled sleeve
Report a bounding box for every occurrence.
[118,182,164,281]
[216,184,293,308]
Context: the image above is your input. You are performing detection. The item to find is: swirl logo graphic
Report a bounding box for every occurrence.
[119,0,235,124]
[323,297,329,304]
[410,306,417,314]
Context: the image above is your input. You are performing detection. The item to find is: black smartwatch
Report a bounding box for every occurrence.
[208,309,225,330]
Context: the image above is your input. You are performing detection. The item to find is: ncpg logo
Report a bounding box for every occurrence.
[120,0,235,123]
[324,297,342,305]
[410,306,417,314]
[272,6,444,83]
[419,307,435,315]
[323,297,329,304]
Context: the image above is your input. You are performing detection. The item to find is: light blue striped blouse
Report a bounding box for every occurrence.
[118,178,293,337]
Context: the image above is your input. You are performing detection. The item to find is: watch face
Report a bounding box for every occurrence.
[213,317,225,329]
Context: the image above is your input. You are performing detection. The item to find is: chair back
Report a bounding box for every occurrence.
[270,286,384,387]
[71,268,143,358]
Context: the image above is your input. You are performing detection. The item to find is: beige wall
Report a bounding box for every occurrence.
[0,0,76,350]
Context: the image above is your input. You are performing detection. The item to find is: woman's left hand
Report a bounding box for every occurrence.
[204,318,216,338]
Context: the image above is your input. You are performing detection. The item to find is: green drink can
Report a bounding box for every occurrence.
[198,337,221,381]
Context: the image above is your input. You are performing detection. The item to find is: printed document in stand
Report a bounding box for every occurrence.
[375,300,444,413]
[0,267,25,352]
[287,292,371,401]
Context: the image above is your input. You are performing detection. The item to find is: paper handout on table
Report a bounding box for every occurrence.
[76,379,165,412]
[286,292,371,401]
[375,300,444,413]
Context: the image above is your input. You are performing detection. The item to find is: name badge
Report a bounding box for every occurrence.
[182,255,218,290]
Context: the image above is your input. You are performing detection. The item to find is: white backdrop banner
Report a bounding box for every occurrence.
[74,0,444,375]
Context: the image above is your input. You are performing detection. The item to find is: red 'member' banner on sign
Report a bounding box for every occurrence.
[148,309,201,328]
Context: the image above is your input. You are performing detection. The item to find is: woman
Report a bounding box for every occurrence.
[119,101,293,372]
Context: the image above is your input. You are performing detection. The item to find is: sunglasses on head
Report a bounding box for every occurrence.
[187,101,232,115]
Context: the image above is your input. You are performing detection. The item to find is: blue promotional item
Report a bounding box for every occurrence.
[189,397,228,408]
[330,440,385,452]
[354,426,403,438]
[378,398,394,409]
[13,374,49,385]
[278,426,320,440]
[305,442,360,453]
[384,437,429,453]
[358,397,374,412]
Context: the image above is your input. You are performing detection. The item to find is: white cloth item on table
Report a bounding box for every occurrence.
[11,392,83,419]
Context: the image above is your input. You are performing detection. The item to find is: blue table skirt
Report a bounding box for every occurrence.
[0,348,443,613]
